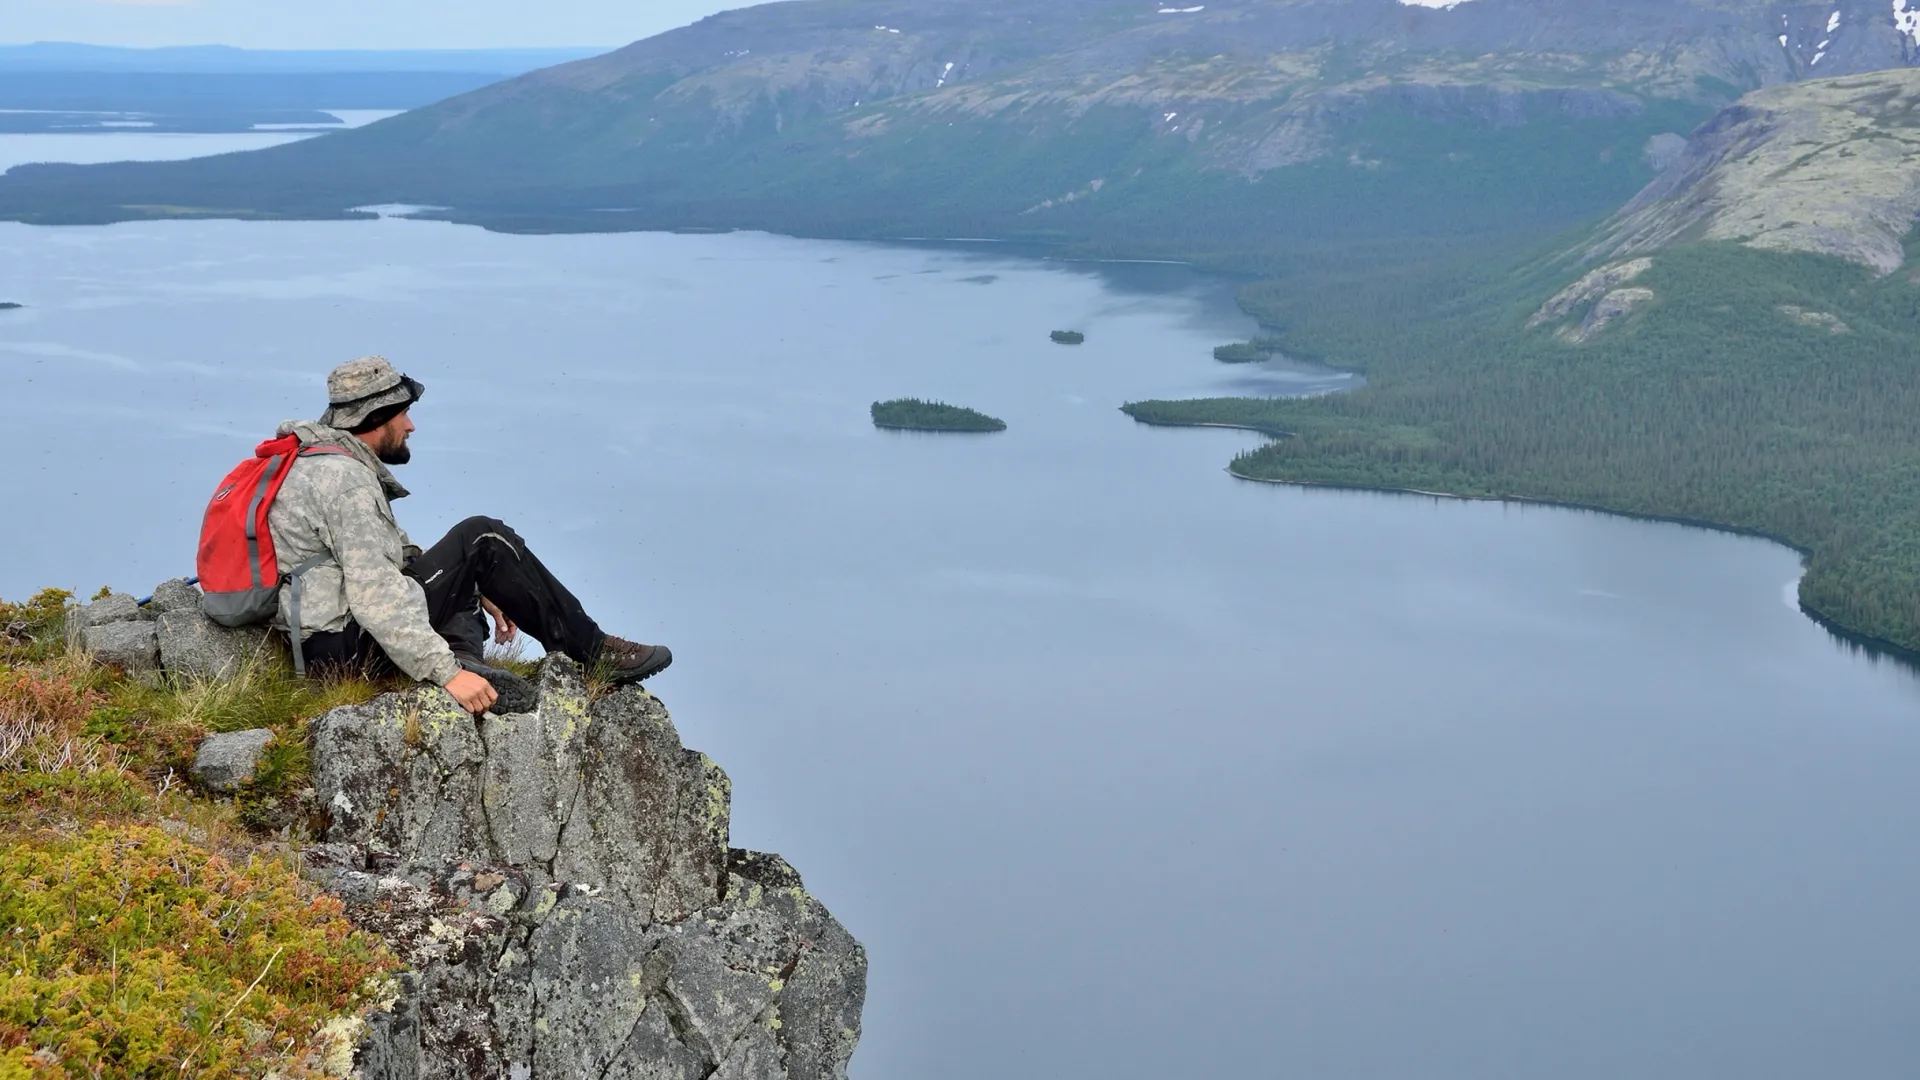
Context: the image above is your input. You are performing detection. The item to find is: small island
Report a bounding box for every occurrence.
[0,302,20,311]
[871,398,1007,433]
[1213,336,1285,363]
[1050,330,1085,345]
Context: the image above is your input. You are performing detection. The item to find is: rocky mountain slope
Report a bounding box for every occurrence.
[13,0,1919,262]
[404,0,1916,168]
[1588,66,1920,274]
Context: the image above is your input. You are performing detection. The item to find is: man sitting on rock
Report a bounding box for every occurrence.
[269,356,672,713]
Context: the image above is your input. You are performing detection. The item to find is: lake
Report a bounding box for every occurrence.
[0,109,400,174]
[1,138,1917,1080]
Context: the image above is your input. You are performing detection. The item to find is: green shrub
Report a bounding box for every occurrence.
[0,590,73,664]
[0,796,395,1078]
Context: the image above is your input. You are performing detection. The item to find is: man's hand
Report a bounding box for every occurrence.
[445,669,498,714]
[480,596,518,645]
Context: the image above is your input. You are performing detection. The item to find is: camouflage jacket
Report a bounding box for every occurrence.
[266,420,461,686]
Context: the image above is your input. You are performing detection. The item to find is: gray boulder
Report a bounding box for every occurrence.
[84,591,148,625]
[158,607,270,681]
[304,658,865,1080]
[65,590,149,655]
[69,581,273,680]
[191,728,277,792]
[146,578,204,616]
[83,619,160,676]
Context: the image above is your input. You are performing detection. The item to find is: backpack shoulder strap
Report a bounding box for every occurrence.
[296,445,352,458]
[284,553,336,678]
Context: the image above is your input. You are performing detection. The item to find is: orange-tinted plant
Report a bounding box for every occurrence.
[0,667,114,775]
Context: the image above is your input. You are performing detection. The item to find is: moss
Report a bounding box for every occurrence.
[0,775,396,1078]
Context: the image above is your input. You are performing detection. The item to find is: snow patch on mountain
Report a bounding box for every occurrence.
[1898,0,1920,44]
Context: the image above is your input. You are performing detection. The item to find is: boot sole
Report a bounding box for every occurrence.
[458,659,541,714]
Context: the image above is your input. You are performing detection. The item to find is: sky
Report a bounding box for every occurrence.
[11,0,1475,51]
[3,0,747,50]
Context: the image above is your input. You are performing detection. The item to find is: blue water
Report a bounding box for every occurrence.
[1,199,1915,1078]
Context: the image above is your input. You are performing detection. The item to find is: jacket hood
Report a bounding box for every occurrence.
[277,419,411,501]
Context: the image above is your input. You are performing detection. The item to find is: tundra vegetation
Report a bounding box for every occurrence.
[0,589,401,1078]
[871,398,1007,433]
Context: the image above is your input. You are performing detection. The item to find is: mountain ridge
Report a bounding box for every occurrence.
[11,0,1920,257]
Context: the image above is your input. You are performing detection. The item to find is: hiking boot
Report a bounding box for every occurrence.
[597,635,673,684]
[457,657,540,715]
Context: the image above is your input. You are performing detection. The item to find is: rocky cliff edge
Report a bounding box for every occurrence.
[298,657,866,1080]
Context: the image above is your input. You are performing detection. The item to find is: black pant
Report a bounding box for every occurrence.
[302,516,605,677]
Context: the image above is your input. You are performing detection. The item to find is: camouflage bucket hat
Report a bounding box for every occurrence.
[319,355,425,430]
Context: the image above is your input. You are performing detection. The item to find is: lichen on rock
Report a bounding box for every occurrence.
[304,657,866,1080]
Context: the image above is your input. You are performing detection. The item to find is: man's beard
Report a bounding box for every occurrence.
[377,439,411,466]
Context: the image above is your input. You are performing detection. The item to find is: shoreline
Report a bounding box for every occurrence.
[1123,414,1918,669]
[1216,463,1920,668]
[872,423,1005,434]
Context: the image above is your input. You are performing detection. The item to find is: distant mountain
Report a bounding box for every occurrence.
[0,43,609,75]
[12,0,1920,262]
[0,44,616,128]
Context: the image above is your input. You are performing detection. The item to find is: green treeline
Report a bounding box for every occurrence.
[1126,241,1920,653]
[872,399,1008,433]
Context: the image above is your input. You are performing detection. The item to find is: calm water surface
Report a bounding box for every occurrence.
[0,110,400,174]
[0,141,1916,1080]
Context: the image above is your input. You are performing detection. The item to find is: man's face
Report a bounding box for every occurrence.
[370,408,415,466]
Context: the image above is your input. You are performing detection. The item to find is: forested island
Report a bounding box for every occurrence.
[1213,338,1284,363]
[1051,331,1085,345]
[0,302,20,310]
[872,399,1007,433]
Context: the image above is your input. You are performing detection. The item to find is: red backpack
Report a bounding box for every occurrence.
[197,434,349,672]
